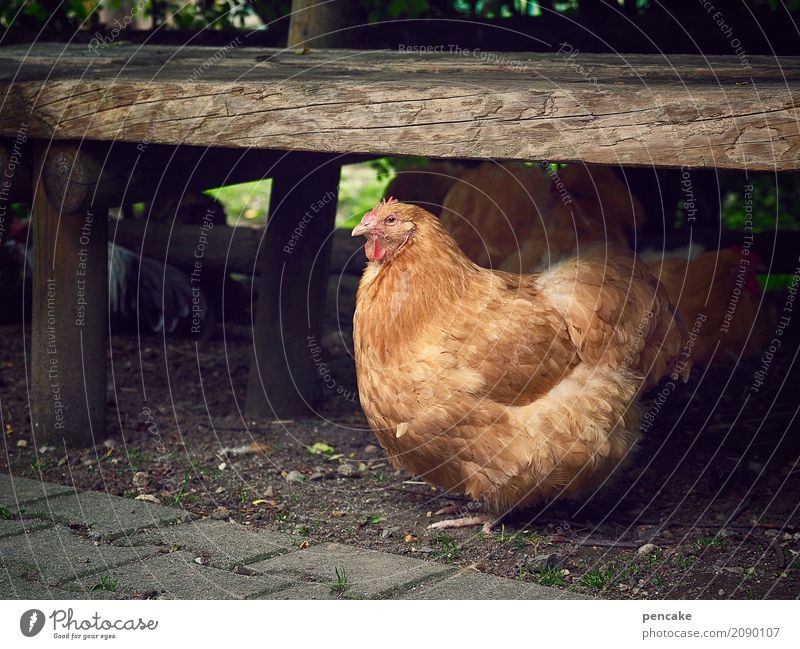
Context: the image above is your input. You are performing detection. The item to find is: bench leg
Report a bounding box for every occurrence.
[30,142,108,447]
[246,161,341,418]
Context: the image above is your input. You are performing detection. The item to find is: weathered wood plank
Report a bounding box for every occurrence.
[246,158,341,418]
[31,141,108,447]
[0,45,797,170]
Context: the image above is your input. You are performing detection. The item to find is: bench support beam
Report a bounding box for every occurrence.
[31,141,108,447]
[246,159,341,419]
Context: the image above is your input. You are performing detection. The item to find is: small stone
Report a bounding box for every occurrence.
[38,445,55,454]
[103,439,117,449]
[194,557,204,565]
[132,471,150,489]
[722,566,744,575]
[214,486,224,494]
[637,543,658,556]
[337,463,356,478]
[16,439,28,448]
[363,444,379,456]
[717,588,725,595]
[233,565,256,576]
[308,471,324,481]
[134,494,160,504]
[764,529,779,537]
[218,462,227,471]
[285,470,304,483]
[210,506,231,520]
[264,486,274,497]
[719,529,738,538]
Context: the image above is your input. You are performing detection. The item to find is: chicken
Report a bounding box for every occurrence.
[352,199,688,530]
[439,162,643,273]
[648,248,773,366]
[383,161,464,217]
[4,217,208,335]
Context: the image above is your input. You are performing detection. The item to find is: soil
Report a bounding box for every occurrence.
[1,321,798,600]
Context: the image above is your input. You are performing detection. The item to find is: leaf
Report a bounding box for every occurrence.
[307,441,335,456]
[252,499,279,507]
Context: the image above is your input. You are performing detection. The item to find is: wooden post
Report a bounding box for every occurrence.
[31,141,108,447]
[287,0,359,48]
[246,160,341,419]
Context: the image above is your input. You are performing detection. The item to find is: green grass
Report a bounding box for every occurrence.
[429,534,461,563]
[0,505,12,520]
[535,566,566,587]
[494,526,548,550]
[90,575,118,592]
[173,471,191,507]
[330,566,349,596]
[581,565,617,591]
[238,489,250,505]
[673,553,697,570]
[30,458,47,472]
[694,535,723,551]
[205,161,392,231]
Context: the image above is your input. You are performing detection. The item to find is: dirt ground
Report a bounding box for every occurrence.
[1,321,798,600]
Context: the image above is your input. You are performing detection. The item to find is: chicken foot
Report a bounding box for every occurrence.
[427,513,501,534]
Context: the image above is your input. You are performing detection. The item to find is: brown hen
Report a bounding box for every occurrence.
[648,248,774,366]
[352,200,688,529]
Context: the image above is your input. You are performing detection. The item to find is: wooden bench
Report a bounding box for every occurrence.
[1,43,798,446]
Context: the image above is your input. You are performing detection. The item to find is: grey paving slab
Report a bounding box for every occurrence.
[23,490,194,541]
[116,519,295,570]
[0,474,73,505]
[0,525,160,586]
[261,581,340,600]
[65,551,295,599]
[0,516,52,539]
[249,542,454,599]
[407,568,589,600]
[0,572,118,599]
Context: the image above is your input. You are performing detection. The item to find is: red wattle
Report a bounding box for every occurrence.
[365,236,386,261]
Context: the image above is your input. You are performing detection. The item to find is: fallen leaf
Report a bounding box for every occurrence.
[134,494,160,504]
[307,441,335,456]
[404,534,417,543]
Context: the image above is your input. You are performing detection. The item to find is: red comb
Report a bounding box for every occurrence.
[365,196,399,219]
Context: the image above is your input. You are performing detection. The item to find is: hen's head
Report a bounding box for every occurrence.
[352,198,432,262]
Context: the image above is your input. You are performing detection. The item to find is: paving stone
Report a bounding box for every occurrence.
[260,581,340,600]
[0,516,52,539]
[116,519,295,570]
[23,490,194,541]
[249,542,453,599]
[0,572,118,599]
[65,552,294,599]
[0,525,160,586]
[407,569,588,600]
[0,474,73,505]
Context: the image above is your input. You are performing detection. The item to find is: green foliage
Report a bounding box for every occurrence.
[90,574,119,592]
[429,533,461,562]
[580,565,617,590]
[330,566,349,594]
[534,566,566,586]
[721,173,800,232]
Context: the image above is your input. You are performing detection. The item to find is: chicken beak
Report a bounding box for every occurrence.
[351,222,368,237]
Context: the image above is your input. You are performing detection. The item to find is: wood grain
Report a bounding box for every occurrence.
[31,142,107,447]
[0,45,798,169]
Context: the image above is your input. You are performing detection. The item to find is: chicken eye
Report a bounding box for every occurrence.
[385,215,397,225]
